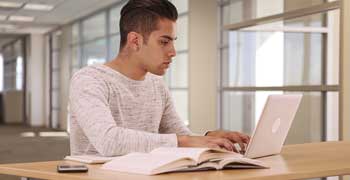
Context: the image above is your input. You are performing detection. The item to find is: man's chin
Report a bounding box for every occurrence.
[149,69,166,76]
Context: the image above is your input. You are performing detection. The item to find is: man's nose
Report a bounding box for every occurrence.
[168,44,176,57]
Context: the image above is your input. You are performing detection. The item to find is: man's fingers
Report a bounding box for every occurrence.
[208,143,220,149]
[239,134,250,144]
[226,133,246,151]
[212,138,237,152]
[222,139,235,152]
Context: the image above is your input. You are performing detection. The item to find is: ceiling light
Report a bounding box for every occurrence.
[0,24,16,29]
[0,15,7,21]
[8,15,35,22]
[0,1,23,8]
[23,3,54,11]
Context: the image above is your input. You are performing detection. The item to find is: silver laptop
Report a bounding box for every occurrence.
[243,94,302,159]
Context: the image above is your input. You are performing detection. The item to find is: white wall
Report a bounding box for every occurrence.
[188,0,218,133]
[44,36,50,127]
[3,91,23,123]
[26,34,47,126]
[341,0,350,141]
[59,26,72,130]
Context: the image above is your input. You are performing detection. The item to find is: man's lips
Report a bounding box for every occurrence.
[162,61,171,69]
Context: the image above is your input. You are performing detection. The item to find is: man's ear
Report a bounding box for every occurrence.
[127,32,143,51]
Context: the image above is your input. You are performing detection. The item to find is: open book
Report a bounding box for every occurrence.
[64,155,115,164]
[101,147,269,175]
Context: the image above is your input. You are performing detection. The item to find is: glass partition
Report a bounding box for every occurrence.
[220,1,340,145]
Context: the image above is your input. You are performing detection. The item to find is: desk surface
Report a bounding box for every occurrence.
[0,141,349,180]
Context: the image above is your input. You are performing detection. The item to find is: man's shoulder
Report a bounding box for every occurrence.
[73,64,114,81]
[72,64,101,78]
[70,65,110,87]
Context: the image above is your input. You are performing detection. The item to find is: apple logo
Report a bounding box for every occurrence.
[272,118,281,134]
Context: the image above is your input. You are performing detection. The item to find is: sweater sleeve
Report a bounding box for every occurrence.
[69,73,178,156]
[158,81,192,136]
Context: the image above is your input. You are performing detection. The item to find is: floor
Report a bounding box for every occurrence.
[0,125,70,180]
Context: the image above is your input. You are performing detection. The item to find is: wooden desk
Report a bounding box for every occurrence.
[0,141,349,180]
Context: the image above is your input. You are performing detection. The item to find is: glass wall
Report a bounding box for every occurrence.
[1,39,24,91]
[0,53,3,91]
[49,31,62,129]
[165,0,189,125]
[69,0,190,125]
[219,0,339,144]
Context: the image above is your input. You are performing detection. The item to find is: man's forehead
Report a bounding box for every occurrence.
[151,19,176,38]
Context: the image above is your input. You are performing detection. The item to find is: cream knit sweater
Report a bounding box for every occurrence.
[69,64,191,156]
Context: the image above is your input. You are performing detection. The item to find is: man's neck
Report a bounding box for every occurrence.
[105,54,147,81]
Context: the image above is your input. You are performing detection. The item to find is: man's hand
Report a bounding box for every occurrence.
[177,135,237,152]
[205,130,250,153]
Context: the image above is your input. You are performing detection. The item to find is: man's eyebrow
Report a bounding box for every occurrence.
[160,35,177,41]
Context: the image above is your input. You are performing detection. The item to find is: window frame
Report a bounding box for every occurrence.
[218,0,341,141]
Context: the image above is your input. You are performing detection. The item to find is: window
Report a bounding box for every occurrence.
[109,35,120,59]
[164,0,189,125]
[83,13,106,41]
[49,31,62,129]
[82,38,107,66]
[14,40,23,91]
[109,6,122,35]
[2,39,24,91]
[219,0,339,144]
[15,56,23,90]
[69,3,122,73]
[0,54,3,91]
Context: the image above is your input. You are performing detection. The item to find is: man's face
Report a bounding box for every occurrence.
[137,18,177,76]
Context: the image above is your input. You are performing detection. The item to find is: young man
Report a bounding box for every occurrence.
[69,0,249,156]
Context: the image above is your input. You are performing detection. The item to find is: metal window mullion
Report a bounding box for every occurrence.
[52,48,61,52]
[106,10,111,61]
[239,26,329,33]
[52,68,60,72]
[218,1,227,129]
[176,49,188,54]
[178,12,189,17]
[169,87,188,91]
[21,37,27,125]
[80,36,107,45]
[48,35,53,128]
[109,32,121,37]
[222,85,339,92]
[218,0,230,7]
[225,1,340,31]
[219,44,229,49]
[322,13,329,141]
[78,22,84,67]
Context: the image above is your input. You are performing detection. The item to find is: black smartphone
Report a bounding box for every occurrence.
[57,165,88,173]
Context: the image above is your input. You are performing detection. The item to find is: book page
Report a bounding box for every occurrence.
[151,147,211,162]
[173,161,220,172]
[64,155,115,164]
[219,157,269,169]
[199,151,242,163]
[101,152,196,175]
[151,147,242,164]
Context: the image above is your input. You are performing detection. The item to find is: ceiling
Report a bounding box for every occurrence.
[0,0,122,48]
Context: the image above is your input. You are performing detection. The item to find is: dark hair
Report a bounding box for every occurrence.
[119,0,178,50]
